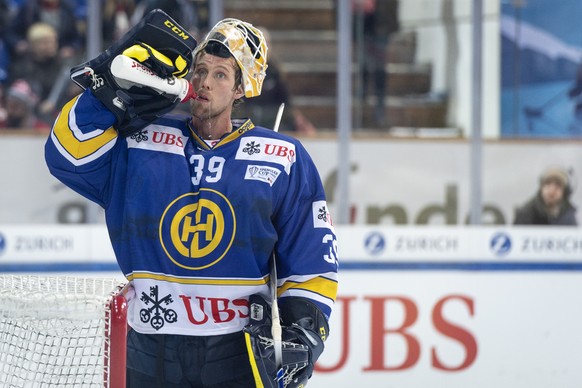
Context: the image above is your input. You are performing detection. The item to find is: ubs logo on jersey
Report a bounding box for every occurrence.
[140,285,177,330]
[127,125,186,156]
[159,189,236,270]
[235,136,296,174]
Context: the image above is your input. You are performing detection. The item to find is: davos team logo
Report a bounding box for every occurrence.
[159,189,236,270]
[490,232,512,256]
[364,232,386,255]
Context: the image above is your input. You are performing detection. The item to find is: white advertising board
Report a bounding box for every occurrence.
[311,271,582,388]
[338,225,582,263]
[3,136,582,225]
[0,224,580,387]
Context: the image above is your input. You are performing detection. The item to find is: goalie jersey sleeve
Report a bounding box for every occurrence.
[45,90,338,335]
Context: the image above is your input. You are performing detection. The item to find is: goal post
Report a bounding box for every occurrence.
[0,275,128,387]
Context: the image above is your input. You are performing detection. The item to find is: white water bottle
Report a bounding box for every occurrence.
[110,55,196,102]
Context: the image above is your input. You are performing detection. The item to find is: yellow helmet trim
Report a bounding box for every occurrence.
[195,18,268,98]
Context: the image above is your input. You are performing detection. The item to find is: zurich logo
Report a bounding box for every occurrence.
[364,232,386,255]
[490,232,512,256]
[0,233,5,255]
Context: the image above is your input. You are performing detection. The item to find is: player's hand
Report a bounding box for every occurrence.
[68,9,197,137]
[243,323,311,388]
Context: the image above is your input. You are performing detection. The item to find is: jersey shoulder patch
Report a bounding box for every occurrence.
[235,135,296,174]
[127,123,188,156]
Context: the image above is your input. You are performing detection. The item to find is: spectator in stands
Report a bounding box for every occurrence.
[5,0,80,60]
[130,0,200,34]
[102,0,137,48]
[0,79,50,131]
[8,22,75,124]
[0,37,9,89]
[513,167,577,226]
[0,83,6,126]
[0,0,11,85]
[352,0,400,127]
[234,27,317,135]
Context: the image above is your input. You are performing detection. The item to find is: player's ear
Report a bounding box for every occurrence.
[234,84,244,100]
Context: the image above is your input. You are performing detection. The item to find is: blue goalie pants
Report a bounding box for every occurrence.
[126,328,255,387]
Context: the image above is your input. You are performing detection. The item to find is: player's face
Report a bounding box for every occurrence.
[189,53,244,121]
[541,180,565,207]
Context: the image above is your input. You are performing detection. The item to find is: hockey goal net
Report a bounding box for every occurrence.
[0,275,128,387]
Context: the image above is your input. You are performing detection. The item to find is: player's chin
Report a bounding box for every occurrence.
[189,102,205,115]
[190,107,215,121]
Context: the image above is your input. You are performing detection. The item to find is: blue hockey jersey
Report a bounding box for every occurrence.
[45,90,338,336]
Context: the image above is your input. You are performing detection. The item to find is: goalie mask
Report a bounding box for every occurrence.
[194,18,268,98]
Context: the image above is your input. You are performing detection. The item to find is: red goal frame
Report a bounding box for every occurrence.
[105,292,128,388]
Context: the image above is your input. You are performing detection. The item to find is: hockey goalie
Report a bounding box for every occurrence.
[45,9,338,388]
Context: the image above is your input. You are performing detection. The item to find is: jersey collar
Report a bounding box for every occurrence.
[188,118,255,150]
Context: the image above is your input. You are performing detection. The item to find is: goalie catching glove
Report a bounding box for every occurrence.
[244,295,329,387]
[69,9,197,137]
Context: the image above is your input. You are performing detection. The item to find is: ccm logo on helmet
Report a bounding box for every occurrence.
[164,20,190,40]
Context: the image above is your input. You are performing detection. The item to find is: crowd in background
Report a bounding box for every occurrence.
[0,0,208,132]
[0,0,323,135]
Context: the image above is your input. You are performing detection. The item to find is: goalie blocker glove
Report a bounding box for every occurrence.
[69,9,197,137]
[244,295,329,387]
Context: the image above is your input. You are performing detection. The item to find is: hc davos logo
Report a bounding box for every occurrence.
[364,232,386,255]
[490,232,512,256]
[159,189,236,270]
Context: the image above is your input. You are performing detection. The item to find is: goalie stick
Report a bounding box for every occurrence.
[271,102,285,388]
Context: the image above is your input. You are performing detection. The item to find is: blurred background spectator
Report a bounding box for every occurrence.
[0,83,6,125]
[5,0,80,60]
[0,78,50,131]
[0,38,8,87]
[130,0,203,36]
[102,0,136,48]
[513,167,577,226]
[7,22,77,124]
[0,0,11,86]
[352,0,400,128]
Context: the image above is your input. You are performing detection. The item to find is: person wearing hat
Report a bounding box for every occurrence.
[0,79,49,131]
[514,167,577,225]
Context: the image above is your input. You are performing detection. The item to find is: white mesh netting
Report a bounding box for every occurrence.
[0,275,126,387]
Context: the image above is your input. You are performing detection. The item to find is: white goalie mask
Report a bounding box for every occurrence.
[194,18,268,98]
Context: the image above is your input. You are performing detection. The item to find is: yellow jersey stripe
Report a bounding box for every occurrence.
[127,271,270,286]
[278,276,338,301]
[53,96,118,159]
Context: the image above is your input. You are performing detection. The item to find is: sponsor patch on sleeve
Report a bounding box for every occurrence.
[312,200,334,229]
[244,165,281,186]
[126,125,187,156]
